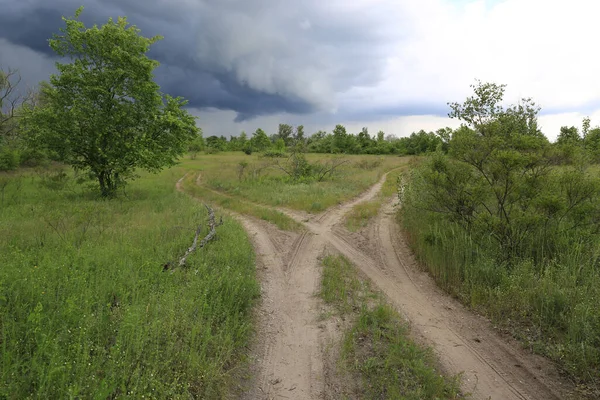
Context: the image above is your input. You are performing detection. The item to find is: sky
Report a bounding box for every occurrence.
[1,0,599,141]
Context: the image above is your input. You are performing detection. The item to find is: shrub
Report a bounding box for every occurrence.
[0,148,19,171]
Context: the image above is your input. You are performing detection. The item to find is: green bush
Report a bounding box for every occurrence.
[0,147,20,171]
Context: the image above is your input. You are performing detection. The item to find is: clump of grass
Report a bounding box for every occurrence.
[320,255,462,399]
[0,167,260,399]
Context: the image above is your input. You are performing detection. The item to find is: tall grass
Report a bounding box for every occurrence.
[320,255,462,399]
[401,190,600,391]
[0,166,260,398]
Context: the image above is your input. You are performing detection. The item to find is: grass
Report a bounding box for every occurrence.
[179,152,409,214]
[319,255,462,399]
[0,166,260,399]
[179,171,303,232]
[344,167,407,232]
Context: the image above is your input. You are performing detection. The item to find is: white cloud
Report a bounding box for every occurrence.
[342,0,600,111]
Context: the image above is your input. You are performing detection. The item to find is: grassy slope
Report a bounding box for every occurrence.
[179,153,407,213]
[320,255,462,400]
[0,166,259,399]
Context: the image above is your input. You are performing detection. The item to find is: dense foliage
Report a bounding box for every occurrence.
[402,81,600,389]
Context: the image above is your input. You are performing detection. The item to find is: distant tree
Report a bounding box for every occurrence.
[308,130,332,153]
[278,123,293,146]
[556,126,581,145]
[272,138,286,154]
[239,131,248,145]
[377,130,385,142]
[332,124,348,153]
[1,68,31,141]
[356,127,372,152]
[294,125,305,142]
[585,127,600,163]
[188,130,205,159]
[582,117,591,139]
[22,8,197,196]
[251,128,271,151]
[206,135,226,151]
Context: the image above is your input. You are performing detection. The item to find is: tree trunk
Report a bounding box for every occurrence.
[97,170,118,197]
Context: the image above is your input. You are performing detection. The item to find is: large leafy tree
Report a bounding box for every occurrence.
[23,8,198,197]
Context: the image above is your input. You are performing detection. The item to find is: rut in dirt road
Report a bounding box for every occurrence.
[181,171,574,400]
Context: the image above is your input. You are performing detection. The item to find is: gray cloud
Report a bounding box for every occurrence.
[0,0,416,120]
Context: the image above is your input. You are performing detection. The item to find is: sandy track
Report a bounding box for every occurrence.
[238,219,327,400]
[347,199,569,399]
[179,171,574,400]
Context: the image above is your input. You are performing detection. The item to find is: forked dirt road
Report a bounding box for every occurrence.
[179,172,574,400]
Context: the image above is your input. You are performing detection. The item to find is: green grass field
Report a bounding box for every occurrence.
[0,165,260,399]
[178,152,406,213]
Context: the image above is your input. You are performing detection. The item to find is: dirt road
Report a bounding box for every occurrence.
[181,172,574,400]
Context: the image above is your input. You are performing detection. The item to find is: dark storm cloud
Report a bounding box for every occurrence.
[0,0,419,119]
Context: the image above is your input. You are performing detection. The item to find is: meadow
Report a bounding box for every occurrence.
[178,152,403,213]
[0,165,260,399]
[0,152,407,398]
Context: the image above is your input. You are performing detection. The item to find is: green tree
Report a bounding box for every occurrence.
[239,131,248,146]
[251,128,271,151]
[277,123,293,146]
[23,8,197,197]
[188,129,204,159]
[585,127,600,162]
[417,81,555,262]
[556,126,581,145]
[357,127,373,152]
[332,124,348,153]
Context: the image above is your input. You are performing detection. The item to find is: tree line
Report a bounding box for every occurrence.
[195,119,600,160]
[192,124,449,156]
